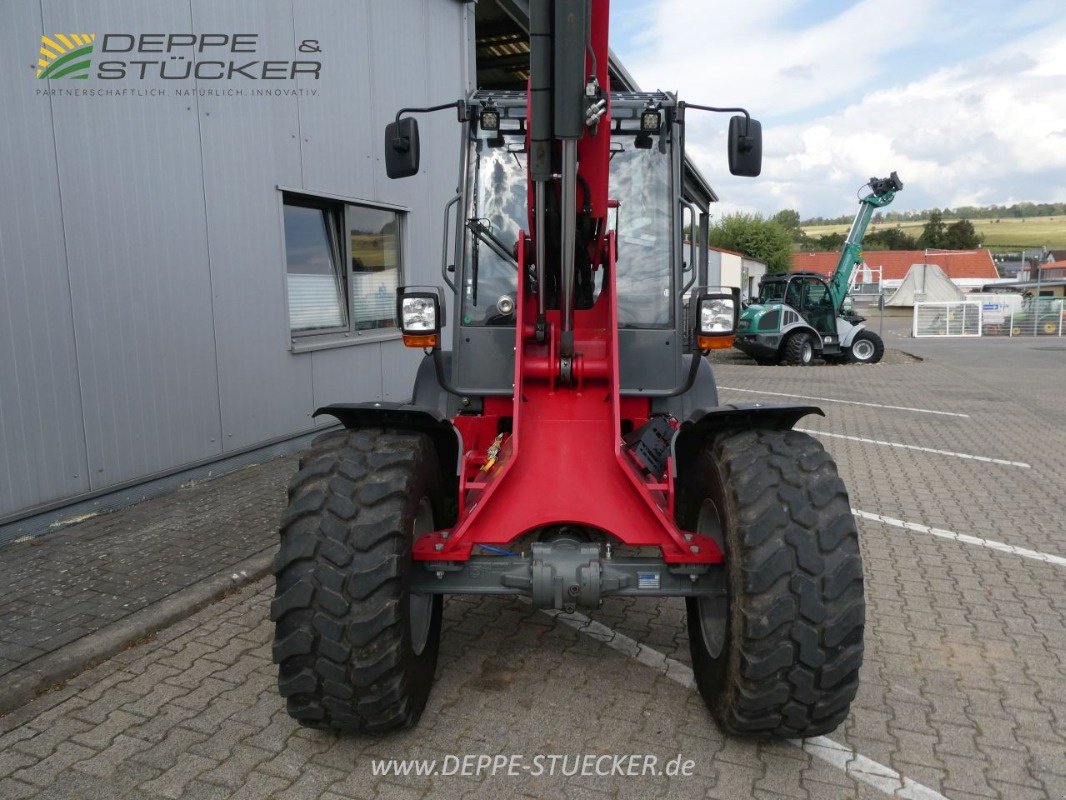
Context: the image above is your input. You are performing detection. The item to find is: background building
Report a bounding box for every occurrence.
[706,246,767,301]
[1,0,718,540]
[2,0,473,541]
[791,248,1002,295]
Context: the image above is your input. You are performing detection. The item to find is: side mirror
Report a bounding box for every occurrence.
[691,287,740,350]
[727,115,762,177]
[384,117,420,179]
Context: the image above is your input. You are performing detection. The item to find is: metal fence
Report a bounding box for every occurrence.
[913,299,1065,337]
[912,301,982,337]
[849,264,882,297]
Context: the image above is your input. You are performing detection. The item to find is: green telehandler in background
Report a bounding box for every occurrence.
[735,172,903,365]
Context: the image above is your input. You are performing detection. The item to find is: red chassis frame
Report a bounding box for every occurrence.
[411,231,722,567]
[411,0,721,567]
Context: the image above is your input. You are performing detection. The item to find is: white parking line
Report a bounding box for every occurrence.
[853,509,1066,567]
[544,608,948,799]
[719,386,970,418]
[797,428,1031,469]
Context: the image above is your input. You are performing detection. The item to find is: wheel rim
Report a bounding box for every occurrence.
[852,338,875,361]
[1043,322,1057,335]
[801,340,813,364]
[694,500,726,659]
[409,497,434,656]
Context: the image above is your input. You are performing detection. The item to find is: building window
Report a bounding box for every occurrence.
[350,204,401,331]
[282,192,404,342]
[283,201,348,333]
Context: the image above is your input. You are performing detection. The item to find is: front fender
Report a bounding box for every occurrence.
[671,403,824,481]
[314,403,462,488]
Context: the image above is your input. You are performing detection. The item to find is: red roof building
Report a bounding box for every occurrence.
[791,249,999,283]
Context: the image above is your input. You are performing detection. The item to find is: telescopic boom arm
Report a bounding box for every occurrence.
[826,171,903,311]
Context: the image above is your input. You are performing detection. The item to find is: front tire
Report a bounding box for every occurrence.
[681,429,865,737]
[783,332,815,366]
[271,429,445,733]
[846,330,884,364]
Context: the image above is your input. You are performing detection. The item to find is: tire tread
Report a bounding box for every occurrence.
[689,429,865,737]
[270,429,442,733]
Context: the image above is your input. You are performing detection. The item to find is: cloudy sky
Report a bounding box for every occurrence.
[609,0,1066,219]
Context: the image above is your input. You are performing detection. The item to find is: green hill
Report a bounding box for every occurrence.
[800,216,1066,251]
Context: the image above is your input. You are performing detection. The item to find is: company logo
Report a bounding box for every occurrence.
[37,34,96,80]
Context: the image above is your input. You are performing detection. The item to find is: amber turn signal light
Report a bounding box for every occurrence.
[402,333,439,349]
[698,334,735,350]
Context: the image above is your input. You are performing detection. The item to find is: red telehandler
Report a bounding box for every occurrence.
[271,0,864,738]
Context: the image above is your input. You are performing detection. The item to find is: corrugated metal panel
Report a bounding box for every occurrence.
[291,0,376,197]
[381,341,425,402]
[1,0,469,521]
[296,0,467,407]
[0,0,91,517]
[43,0,223,490]
[367,0,465,402]
[190,0,312,452]
[311,343,383,417]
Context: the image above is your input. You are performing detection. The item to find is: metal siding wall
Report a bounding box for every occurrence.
[295,0,467,406]
[0,1,91,516]
[382,0,466,401]
[291,0,375,196]
[310,344,383,413]
[381,342,426,401]
[370,0,466,401]
[0,0,467,521]
[190,0,312,452]
[43,0,223,491]
[292,0,396,409]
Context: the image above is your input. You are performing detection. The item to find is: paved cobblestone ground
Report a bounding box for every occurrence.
[0,458,294,680]
[2,335,1064,799]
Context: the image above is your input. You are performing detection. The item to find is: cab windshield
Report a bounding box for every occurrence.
[758,281,787,303]
[459,118,674,328]
[460,132,526,326]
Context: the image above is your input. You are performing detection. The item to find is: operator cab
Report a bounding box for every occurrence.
[453,90,689,395]
[757,272,836,334]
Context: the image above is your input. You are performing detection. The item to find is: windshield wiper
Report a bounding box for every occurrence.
[466,218,518,308]
[466,218,518,270]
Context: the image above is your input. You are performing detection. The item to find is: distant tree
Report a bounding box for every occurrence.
[708,213,793,274]
[943,219,982,249]
[917,210,947,248]
[792,228,813,251]
[772,209,801,233]
[815,232,846,250]
[864,225,917,250]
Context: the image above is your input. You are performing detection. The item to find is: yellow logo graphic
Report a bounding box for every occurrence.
[37,34,96,80]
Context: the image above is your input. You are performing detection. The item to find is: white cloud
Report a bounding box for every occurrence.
[620,1,1066,216]
[624,0,939,116]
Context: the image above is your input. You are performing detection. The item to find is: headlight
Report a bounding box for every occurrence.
[396,287,445,348]
[691,287,740,350]
[700,298,735,334]
[401,297,437,332]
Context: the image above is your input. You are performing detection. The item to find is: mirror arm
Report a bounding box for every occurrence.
[394,99,469,125]
[680,102,759,155]
[680,102,752,130]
